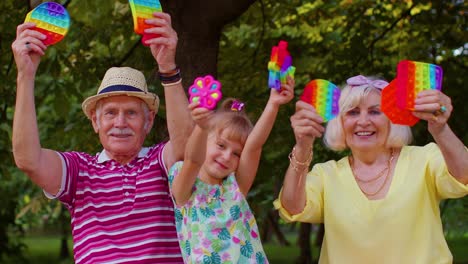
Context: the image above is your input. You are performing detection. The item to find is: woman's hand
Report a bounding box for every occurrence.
[291,100,325,148]
[412,90,452,135]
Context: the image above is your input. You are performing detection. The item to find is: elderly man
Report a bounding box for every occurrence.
[12,12,191,263]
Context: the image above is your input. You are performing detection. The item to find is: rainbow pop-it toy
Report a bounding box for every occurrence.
[396,60,443,110]
[300,79,340,122]
[268,40,296,91]
[129,0,162,45]
[24,2,70,45]
[189,75,222,110]
[381,80,419,126]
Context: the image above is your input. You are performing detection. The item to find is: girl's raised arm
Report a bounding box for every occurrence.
[171,103,213,206]
[236,78,295,196]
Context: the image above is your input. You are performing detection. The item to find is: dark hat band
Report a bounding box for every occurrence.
[99,85,145,94]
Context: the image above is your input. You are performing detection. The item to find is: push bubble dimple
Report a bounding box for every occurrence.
[300,79,340,122]
[189,75,222,110]
[129,0,162,46]
[268,40,296,91]
[24,2,70,45]
[381,80,419,126]
[396,60,443,110]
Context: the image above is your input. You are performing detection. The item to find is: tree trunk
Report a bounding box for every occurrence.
[296,223,313,264]
[160,0,257,88]
[262,210,290,246]
[59,206,70,259]
[315,223,324,248]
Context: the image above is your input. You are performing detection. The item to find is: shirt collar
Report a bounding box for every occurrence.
[97,147,150,163]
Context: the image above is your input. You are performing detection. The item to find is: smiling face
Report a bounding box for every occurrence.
[91,95,154,163]
[342,90,390,152]
[200,129,244,185]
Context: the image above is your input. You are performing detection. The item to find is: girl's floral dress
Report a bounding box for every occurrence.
[168,161,269,264]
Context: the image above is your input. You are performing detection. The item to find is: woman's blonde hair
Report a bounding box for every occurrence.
[324,76,412,151]
[210,98,253,145]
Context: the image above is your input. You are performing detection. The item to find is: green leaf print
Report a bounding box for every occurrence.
[211,239,223,252]
[256,252,266,264]
[200,207,215,218]
[244,221,251,232]
[218,228,231,240]
[191,208,199,222]
[213,188,221,199]
[229,205,241,220]
[240,240,253,258]
[184,240,191,256]
[175,208,183,223]
[203,252,221,264]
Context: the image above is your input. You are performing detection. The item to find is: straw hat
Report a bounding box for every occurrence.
[82,67,159,119]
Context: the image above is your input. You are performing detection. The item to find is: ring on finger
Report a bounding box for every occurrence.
[433,104,447,116]
[25,42,31,51]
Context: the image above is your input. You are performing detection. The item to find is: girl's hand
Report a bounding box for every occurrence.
[412,90,452,135]
[11,23,47,76]
[269,76,295,106]
[188,101,213,130]
[291,101,325,147]
[144,12,178,73]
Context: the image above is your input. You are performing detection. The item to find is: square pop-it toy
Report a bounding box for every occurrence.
[129,0,162,45]
[24,2,70,45]
[396,60,443,111]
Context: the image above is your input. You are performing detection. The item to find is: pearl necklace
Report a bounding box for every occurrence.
[350,149,394,196]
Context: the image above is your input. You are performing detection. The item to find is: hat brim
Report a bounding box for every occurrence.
[82,91,160,119]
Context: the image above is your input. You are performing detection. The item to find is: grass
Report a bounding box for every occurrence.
[4,234,468,264]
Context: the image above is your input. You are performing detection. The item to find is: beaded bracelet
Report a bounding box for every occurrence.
[288,146,313,172]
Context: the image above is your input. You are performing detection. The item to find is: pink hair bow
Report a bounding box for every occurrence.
[231,100,245,112]
[346,75,389,90]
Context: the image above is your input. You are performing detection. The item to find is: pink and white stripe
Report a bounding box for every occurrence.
[53,143,183,263]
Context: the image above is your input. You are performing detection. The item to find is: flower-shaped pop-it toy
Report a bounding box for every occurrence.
[189,75,222,110]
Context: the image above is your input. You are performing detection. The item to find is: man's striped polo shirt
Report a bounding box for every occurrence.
[47,143,183,263]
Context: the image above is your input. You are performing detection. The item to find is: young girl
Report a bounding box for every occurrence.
[168,78,294,263]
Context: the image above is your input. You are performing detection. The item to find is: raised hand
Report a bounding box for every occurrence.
[143,12,178,72]
[412,90,452,135]
[188,101,214,131]
[11,22,47,76]
[290,100,325,147]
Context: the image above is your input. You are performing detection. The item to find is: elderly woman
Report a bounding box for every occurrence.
[274,75,468,264]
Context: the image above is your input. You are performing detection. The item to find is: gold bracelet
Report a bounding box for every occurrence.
[288,147,313,172]
[161,79,182,87]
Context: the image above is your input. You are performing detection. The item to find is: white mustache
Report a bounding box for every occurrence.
[107,128,135,136]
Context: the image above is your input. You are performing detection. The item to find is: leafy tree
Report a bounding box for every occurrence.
[0,0,466,262]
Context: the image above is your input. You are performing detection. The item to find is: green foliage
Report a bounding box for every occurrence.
[0,0,466,260]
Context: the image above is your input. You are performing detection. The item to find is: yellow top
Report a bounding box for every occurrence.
[274,143,468,264]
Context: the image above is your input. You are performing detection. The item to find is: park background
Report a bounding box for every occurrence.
[0,0,466,263]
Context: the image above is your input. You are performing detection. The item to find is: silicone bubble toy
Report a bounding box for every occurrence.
[300,79,340,122]
[381,80,419,126]
[189,75,222,110]
[396,60,443,110]
[268,40,296,91]
[24,2,70,45]
[129,0,162,45]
